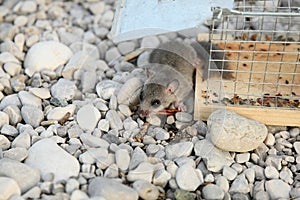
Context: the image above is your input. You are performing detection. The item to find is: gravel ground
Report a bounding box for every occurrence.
[0,0,300,200]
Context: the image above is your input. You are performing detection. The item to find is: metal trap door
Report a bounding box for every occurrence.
[110,0,234,42]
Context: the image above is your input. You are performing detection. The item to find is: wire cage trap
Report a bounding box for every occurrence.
[195,0,300,126]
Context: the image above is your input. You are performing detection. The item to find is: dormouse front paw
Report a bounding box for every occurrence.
[175,101,187,112]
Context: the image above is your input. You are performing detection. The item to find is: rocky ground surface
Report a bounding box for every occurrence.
[0,0,300,200]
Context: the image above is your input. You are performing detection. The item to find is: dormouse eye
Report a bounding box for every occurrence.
[151,99,161,108]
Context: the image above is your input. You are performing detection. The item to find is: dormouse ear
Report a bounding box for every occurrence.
[166,79,179,95]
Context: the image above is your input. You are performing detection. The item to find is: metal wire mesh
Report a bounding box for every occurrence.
[206,0,300,109]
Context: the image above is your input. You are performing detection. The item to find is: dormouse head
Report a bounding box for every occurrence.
[139,80,179,117]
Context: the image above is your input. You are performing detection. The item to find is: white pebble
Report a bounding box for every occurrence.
[175,164,203,191]
[51,78,77,101]
[235,153,250,163]
[264,166,279,179]
[21,105,43,128]
[77,104,101,131]
[0,177,21,200]
[24,41,73,77]
[25,138,80,182]
[133,180,159,200]
[265,179,291,199]
[115,149,130,171]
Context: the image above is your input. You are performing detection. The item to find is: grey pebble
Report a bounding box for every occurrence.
[175,112,193,123]
[264,166,279,179]
[88,177,138,200]
[0,135,10,150]
[0,158,40,193]
[229,174,250,194]
[127,162,154,182]
[3,147,28,162]
[1,124,18,137]
[132,180,159,200]
[115,149,130,171]
[105,110,123,130]
[0,111,9,128]
[0,177,21,200]
[3,105,22,126]
[165,141,193,160]
[175,164,203,191]
[153,169,172,187]
[51,78,77,101]
[202,184,225,200]
[154,127,170,140]
[265,179,291,199]
[21,105,44,128]
[80,133,109,148]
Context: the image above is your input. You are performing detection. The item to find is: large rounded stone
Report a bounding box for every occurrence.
[207,110,268,152]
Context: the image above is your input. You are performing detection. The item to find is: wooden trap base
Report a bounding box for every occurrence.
[194,41,300,126]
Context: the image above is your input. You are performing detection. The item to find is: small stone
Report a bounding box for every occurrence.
[21,105,44,128]
[229,174,250,194]
[71,190,89,200]
[3,105,22,126]
[77,104,101,131]
[127,162,154,182]
[244,168,255,183]
[117,41,136,55]
[293,142,300,154]
[290,127,300,137]
[81,71,97,93]
[65,178,80,194]
[0,177,21,200]
[132,180,159,200]
[165,141,193,160]
[141,36,160,48]
[0,111,9,128]
[115,149,130,171]
[89,177,138,200]
[24,41,73,76]
[0,158,40,193]
[105,110,123,130]
[20,0,37,13]
[174,189,195,200]
[265,179,291,199]
[3,62,22,76]
[208,110,268,152]
[0,94,21,110]
[117,77,143,105]
[3,147,28,161]
[100,10,114,28]
[118,104,132,117]
[18,90,41,107]
[154,127,170,140]
[129,147,148,170]
[98,119,110,132]
[264,133,275,146]
[12,132,31,149]
[25,138,80,182]
[223,166,238,181]
[96,80,121,100]
[51,78,77,101]
[264,166,279,179]
[22,186,41,199]
[175,112,193,123]
[80,133,109,148]
[46,104,76,121]
[79,148,108,164]
[175,164,203,191]
[204,174,215,183]
[29,88,51,99]
[153,169,172,187]
[105,47,121,63]
[104,164,119,178]
[235,153,250,163]
[254,191,270,200]
[216,175,229,192]
[1,124,18,137]
[202,184,225,200]
[0,134,10,150]
[194,139,234,172]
